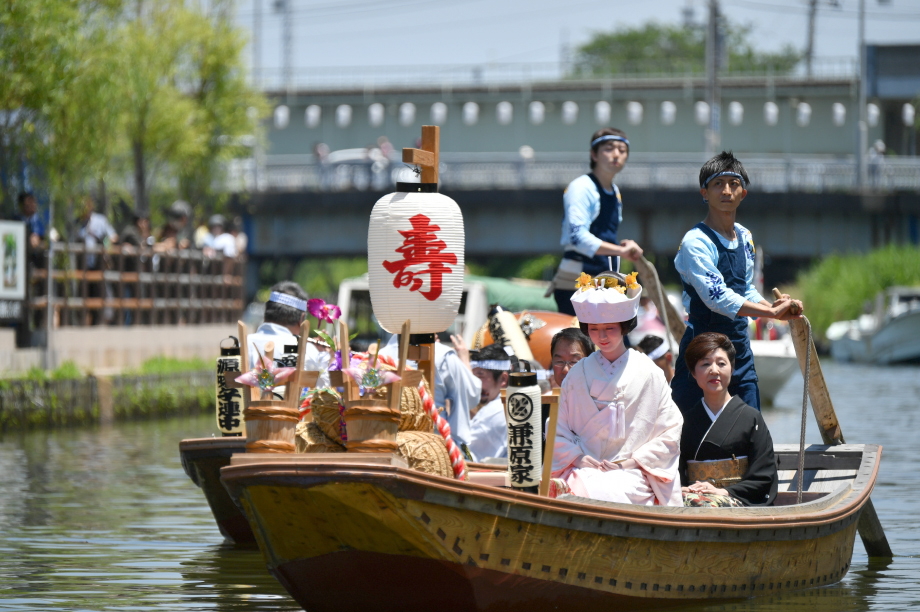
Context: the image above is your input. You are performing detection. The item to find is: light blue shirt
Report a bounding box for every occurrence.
[379,336,482,447]
[560,174,622,258]
[674,223,765,321]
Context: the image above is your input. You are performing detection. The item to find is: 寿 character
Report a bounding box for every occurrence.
[382,214,457,301]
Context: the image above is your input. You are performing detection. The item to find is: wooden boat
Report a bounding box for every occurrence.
[179,437,255,544]
[220,442,881,611]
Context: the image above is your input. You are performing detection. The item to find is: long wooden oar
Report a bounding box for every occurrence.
[773,288,892,558]
[633,256,687,344]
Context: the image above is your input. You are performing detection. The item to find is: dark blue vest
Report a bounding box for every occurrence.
[671,222,760,413]
[563,174,621,276]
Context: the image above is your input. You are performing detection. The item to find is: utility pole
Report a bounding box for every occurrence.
[705,0,722,155]
[274,0,292,95]
[857,0,868,191]
[805,0,818,78]
[253,0,262,89]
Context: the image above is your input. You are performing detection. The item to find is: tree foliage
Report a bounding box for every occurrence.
[0,0,266,225]
[573,21,802,77]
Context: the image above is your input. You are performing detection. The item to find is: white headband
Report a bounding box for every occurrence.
[646,341,670,361]
[269,291,307,312]
[591,134,630,149]
[471,360,512,371]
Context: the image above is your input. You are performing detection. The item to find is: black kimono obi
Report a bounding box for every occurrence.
[679,396,778,507]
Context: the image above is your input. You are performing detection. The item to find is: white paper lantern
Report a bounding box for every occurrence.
[660,101,676,125]
[728,101,744,126]
[430,102,448,125]
[764,101,779,126]
[496,101,513,125]
[595,101,611,124]
[399,102,416,126]
[902,103,915,127]
[562,101,579,125]
[336,104,352,128]
[529,101,545,125]
[273,105,290,129]
[695,101,710,126]
[626,101,643,125]
[867,103,880,127]
[832,102,846,127]
[796,102,812,127]
[463,102,479,125]
[305,104,321,128]
[368,191,465,334]
[368,103,385,127]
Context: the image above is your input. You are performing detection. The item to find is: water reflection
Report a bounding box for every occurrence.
[0,415,298,611]
[0,361,917,611]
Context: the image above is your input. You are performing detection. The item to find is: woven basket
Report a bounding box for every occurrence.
[311,390,345,445]
[295,420,346,454]
[397,431,453,478]
[399,380,434,433]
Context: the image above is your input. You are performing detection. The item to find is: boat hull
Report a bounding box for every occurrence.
[223,450,875,611]
[179,437,254,544]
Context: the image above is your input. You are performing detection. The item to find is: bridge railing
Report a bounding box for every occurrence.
[27,244,245,328]
[253,58,857,92]
[243,154,920,194]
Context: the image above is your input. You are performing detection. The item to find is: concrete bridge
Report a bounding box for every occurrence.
[244,182,920,291]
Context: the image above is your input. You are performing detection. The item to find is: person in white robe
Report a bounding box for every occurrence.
[248,282,331,391]
[467,344,518,461]
[379,334,481,447]
[551,271,684,506]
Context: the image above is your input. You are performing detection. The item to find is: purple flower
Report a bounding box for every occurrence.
[329,350,342,371]
[307,298,342,323]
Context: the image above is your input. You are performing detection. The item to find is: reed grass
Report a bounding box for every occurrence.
[796,245,920,340]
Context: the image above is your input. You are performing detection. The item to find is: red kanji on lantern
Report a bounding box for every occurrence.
[382,214,457,301]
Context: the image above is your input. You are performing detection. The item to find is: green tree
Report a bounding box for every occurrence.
[117,0,266,217]
[573,21,801,77]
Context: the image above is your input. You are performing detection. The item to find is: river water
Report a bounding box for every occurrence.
[0,361,918,612]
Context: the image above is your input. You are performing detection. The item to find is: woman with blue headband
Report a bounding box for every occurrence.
[549,127,644,315]
[670,151,803,414]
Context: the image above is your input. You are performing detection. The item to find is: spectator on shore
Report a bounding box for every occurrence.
[77,196,117,324]
[158,200,193,249]
[233,216,247,256]
[78,196,117,268]
[119,211,152,249]
[17,192,45,250]
[204,215,237,259]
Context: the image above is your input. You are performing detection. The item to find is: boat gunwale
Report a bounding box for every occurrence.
[179,437,248,453]
[220,443,880,532]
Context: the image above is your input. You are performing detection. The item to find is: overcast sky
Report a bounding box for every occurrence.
[233,0,920,80]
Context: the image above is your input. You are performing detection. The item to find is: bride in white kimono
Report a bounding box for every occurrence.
[551,272,684,506]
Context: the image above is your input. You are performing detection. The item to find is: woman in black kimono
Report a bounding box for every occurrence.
[679,332,778,507]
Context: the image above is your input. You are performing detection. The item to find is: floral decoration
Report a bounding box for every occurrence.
[235,347,296,393]
[575,272,593,291]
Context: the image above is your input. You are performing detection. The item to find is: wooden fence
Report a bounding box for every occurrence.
[0,370,214,431]
[27,244,245,328]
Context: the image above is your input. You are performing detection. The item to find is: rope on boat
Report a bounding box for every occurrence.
[796,317,813,505]
[418,380,468,480]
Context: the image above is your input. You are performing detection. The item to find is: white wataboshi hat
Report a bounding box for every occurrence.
[570,273,642,324]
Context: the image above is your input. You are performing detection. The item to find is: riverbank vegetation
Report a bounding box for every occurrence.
[0,357,213,431]
[795,245,920,340]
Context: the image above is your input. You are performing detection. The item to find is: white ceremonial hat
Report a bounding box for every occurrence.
[570,273,642,324]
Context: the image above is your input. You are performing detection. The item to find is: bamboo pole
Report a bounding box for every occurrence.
[773,288,892,558]
[539,400,560,497]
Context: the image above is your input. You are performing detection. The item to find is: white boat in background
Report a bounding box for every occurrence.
[751,336,799,404]
[828,287,920,365]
